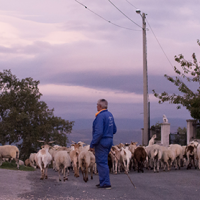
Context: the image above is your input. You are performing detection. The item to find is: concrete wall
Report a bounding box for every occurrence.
[141,128,144,145]
[161,123,170,146]
[186,119,197,144]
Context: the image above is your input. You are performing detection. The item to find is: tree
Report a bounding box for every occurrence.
[177,127,187,135]
[150,122,161,140]
[0,70,74,160]
[153,40,200,120]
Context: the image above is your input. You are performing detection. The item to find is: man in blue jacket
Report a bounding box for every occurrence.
[89,99,117,189]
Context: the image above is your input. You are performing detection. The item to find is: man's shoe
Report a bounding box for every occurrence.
[96,184,100,188]
[99,185,112,189]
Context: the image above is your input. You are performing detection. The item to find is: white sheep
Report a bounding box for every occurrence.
[0,145,20,169]
[148,144,163,173]
[52,147,71,171]
[181,145,187,167]
[145,145,155,170]
[120,146,132,173]
[148,134,157,146]
[29,153,37,168]
[54,150,71,181]
[69,143,81,177]
[161,147,175,171]
[110,146,121,174]
[189,140,199,148]
[19,160,24,166]
[78,149,95,182]
[168,144,183,170]
[35,144,52,180]
[128,142,138,171]
[25,159,30,166]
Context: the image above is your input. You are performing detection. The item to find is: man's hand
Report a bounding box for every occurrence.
[89,147,94,153]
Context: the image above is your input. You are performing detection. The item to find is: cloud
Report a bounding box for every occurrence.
[39,84,145,104]
[0,0,199,121]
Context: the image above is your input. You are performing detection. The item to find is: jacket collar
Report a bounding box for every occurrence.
[95,109,107,117]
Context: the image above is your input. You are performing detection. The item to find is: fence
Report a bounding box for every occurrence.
[169,133,187,146]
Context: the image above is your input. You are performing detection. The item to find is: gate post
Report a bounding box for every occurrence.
[141,128,144,145]
[161,122,170,146]
[186,119,197,144]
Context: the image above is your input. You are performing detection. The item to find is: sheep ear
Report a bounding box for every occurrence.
[78,141,85,145]
[71,141,75,144]
[48,141,55,144]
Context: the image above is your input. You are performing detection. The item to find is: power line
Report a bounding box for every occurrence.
[122,1,175,71]
[108,0,142,29]
[121,1,173,68]
[74,0,141,31]
[125,0,137,9]
[146,18,174,69]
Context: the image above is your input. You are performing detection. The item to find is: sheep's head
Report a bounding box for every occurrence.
[71,143,81,149]
[38,140,55,149]
[152,134,157,139]
[131,142,138,146]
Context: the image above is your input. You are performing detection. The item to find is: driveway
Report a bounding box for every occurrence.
[0,167,200,200]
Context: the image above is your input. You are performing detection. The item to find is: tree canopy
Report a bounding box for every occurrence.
[0,70,74,160]
[177,127,187,135]
[153,40,200,120]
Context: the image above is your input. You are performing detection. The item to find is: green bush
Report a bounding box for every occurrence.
[0,161,35,171]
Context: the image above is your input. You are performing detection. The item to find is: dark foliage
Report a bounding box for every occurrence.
[153,40,200,120]
[0,70,74,160]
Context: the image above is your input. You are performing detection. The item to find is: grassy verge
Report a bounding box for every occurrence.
[0,161,35,171]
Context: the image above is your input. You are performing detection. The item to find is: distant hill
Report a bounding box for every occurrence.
[67,117,189,146]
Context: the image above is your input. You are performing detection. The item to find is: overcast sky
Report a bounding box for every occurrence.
[0,0,199,122]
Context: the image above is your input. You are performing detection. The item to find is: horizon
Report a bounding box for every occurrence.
[67,117,189,145]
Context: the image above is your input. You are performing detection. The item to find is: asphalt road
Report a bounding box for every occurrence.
[0,167,200,200]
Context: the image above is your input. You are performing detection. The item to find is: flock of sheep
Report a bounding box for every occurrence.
[0,135,199,183]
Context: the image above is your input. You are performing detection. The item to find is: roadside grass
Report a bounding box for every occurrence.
[0,161,35,171]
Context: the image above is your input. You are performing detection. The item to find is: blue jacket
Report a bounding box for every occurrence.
[90,110,117,148]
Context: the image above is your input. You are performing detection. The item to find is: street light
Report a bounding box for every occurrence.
[136,9,149,145]
[136,9,141,14]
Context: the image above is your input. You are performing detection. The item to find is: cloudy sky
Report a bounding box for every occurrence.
[0,0,199,123]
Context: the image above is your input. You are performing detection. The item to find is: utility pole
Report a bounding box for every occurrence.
[136,10,149,145]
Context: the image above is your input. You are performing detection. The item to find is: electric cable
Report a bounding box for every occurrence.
[108,0,142,29]
[146,18,174,69]
[125,0,137,9]
[146,18,185,84]
[75,0,141,31]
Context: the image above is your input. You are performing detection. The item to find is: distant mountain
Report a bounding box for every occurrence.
[68,129,142,146]
[67,117,188,146]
